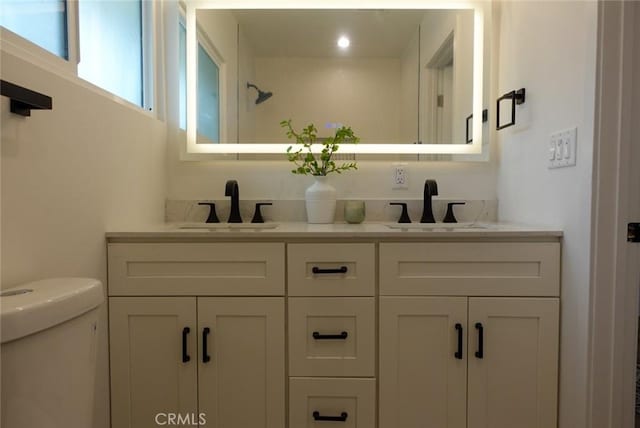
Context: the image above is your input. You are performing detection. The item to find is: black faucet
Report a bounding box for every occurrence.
[420,179,439,223]
[225,180,243,223]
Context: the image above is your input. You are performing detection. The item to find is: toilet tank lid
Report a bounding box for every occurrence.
[1,278,104,344]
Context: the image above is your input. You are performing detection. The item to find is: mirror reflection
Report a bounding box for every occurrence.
[191,9,475,146]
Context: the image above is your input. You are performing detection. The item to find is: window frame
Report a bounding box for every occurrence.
[0,0,157,115]
[0,0,78,76]
[140,0,155,112]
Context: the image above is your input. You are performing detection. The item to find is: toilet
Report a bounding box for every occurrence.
[1,278,104,428]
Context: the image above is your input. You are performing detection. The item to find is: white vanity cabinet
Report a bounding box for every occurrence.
[107,243,285,428]
[106,231,561,428]
[379,242,560,428]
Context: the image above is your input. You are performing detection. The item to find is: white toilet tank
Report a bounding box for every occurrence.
[1,278,104,428]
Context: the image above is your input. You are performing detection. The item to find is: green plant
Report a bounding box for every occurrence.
[281,119,359,176]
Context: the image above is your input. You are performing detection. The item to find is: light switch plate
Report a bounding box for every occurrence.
[548,127,577,169]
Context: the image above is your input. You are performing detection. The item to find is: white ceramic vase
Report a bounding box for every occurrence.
[305,176,337,224]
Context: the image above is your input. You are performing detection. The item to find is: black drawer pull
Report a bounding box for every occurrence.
[202,327,211,363]
[312,331,348,340]
[312,266,348,274]
[182,327,191,363]
[454,323,463,359]
[312,411,348,422]
[475,322,484,359]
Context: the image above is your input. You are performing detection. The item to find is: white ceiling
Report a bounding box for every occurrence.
[229,10,427,58]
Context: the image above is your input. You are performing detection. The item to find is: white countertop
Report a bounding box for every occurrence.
[106,222,562,242]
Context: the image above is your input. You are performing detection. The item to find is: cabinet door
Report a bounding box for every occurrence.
[468,298,559,428]
[109,297,198,428]
[197,298,285,428]
[379,297,467,428]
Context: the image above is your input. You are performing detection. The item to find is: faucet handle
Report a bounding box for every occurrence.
[443,202,466,223]
[390,202,411,223]
[198,202,220,223]
[251,202,272,223]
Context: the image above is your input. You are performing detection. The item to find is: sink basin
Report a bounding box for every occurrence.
[178,223,279,231]
[385,223,489,231]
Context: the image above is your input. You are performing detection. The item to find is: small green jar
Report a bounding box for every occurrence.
[344,200,366,224]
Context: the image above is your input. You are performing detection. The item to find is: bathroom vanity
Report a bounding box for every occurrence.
[106,224,561,428]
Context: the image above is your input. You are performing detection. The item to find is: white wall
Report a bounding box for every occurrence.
[494,2,597,427]
[1,50,167,428]
[167,155,497,201]
[253,56,403,143]
[238,27,257,143]
[399,28,420,144]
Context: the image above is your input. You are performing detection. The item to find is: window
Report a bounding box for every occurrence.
[0,0,68,59]
[179,19,221,143]
[197,43,220,143]
[1,0,154,110]
[77,0,146,107]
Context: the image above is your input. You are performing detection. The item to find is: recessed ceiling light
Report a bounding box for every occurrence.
[337,36,350,49]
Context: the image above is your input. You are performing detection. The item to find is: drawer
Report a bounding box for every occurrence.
[289,298,375,377]
[107,243,285,296]
[289,377,376,428]
[287,243,375,296]
[380,242,560,296]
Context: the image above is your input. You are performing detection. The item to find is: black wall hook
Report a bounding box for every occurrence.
[496,88,526,130]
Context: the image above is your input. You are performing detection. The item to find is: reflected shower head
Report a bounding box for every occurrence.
[256,90,272,104]
[247,82,273,105]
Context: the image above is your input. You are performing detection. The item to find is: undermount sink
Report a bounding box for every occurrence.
[178,223,279,231]
[385,223,489,231]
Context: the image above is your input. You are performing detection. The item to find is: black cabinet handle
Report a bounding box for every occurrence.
[202,327,211,363]
[475,322,484,359]
[455,323,463,359]
[312,266,348,274]
[312,411,348,422]
[182,327,191,363]
[312,331,348,340]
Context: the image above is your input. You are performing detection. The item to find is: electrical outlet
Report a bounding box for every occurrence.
[393,164,409,189]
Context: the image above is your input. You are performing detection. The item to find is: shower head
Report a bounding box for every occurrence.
[247,82,273,105]
[256,90,272,104]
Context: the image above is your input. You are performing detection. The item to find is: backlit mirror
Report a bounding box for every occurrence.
[185,3,488,156]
